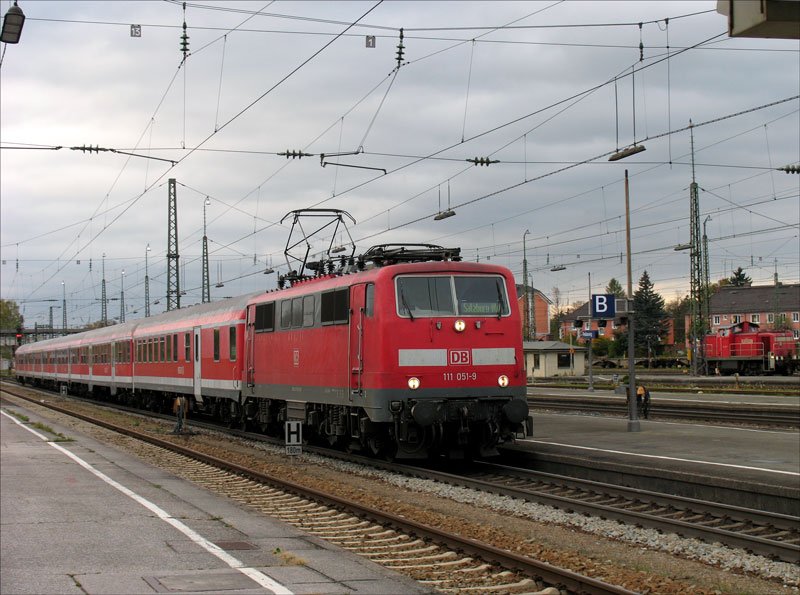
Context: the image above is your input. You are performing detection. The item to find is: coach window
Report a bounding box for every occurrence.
[302,296,315,327]
[213,328,220,362]
[195,334,199,362]
[364,284,375,317]
[166,334,172,362]
[229,326,237,361]
[185,333,191,362]
[255,303,275,332]
[280,300,292,329]
[173,334,178,362]
[161,337,167,362]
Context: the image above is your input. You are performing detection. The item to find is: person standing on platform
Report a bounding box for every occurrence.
[173,395,186,434]
[636,384,651,419]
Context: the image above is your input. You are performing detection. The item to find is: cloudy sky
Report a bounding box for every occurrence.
[1,0,798,328]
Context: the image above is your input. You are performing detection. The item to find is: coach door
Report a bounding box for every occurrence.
[349,283,370,400]
[110,341,117,396]
[193,326,203,404]
[245,306,256,389]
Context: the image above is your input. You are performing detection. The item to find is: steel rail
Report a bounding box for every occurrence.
[529,398,800,427]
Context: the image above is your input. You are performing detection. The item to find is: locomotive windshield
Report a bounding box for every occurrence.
[396,275,510,318]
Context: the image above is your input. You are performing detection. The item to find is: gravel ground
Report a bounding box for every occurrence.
[6,394,799,595]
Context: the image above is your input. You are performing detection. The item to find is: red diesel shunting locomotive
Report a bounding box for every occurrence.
[16,243,532,460]
[705,320,798,375]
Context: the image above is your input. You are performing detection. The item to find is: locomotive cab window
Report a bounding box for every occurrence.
[396,275,509,318]
[255,302,275,332]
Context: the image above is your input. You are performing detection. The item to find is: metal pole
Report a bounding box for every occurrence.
[62,281,66,331]
[145,243,151,317]
[101,253,107,325]
[120,270,126,323]
[522,229,530,340]
[624,170,640,431]
[587,272,594,392]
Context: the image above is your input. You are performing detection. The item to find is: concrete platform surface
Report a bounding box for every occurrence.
[519,412,800,493]
[0,403,431,595]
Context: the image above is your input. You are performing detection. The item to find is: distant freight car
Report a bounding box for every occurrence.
[705,321,798,375]
[16,244,532,459]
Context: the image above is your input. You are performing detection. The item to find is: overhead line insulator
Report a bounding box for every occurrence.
[395,27,404,67]
[467,157,499,166]
[778,164,799,174]
[278,150,313,159]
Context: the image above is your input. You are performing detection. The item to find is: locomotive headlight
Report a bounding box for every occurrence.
[408,377,421,390]
[498,374,509,387]
[454,319,466,332]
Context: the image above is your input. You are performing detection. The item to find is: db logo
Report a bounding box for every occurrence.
[449,349,471,365]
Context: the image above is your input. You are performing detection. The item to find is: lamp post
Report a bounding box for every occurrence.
[624,170,640,432]
[120,269,126,323]
[587,272,594,392]
[522,229,530,341]
[145,243,151,317]
[0,1,25,44]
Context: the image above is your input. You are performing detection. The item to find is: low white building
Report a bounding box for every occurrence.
[523,340,586,380]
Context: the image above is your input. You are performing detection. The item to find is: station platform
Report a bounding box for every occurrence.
[509,410,800,516]
[0,400,430,595]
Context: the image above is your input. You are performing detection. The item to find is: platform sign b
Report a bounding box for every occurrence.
[591,294,616,319]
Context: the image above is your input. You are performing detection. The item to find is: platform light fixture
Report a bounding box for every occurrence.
[1,2,25,44]
[433,209,456,221]
[608,144,646,162]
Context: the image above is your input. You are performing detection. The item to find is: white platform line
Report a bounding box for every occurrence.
[526,439,800,476]
[1,410,293,595]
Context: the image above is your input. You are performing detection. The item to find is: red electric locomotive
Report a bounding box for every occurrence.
[705,321,798,375]
[15,243,531,460]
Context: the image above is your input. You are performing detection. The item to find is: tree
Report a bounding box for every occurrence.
[1,299,24,361]
[605,278,626,298]
[665,294,691,350]
[632,271,668,357]
[0,299,23,330]
[549,286,564,339]
[728,267,752,287]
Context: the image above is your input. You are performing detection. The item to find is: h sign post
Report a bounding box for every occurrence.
[591,294,616,319]
[285,421,302,456]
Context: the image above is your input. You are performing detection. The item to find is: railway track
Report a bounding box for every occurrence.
[404,461,800,564]
[2,384,636,595]
[528,397,800,428]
